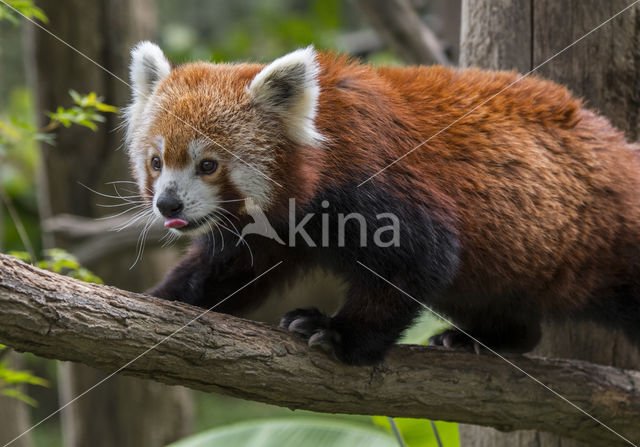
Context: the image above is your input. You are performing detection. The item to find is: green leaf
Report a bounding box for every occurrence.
[45,92,117,133]
[8,251,32,263]
[94,102,119,113]
[53,258,80,272]
[69,90,119,113]
[76,119,97,131]
[167,418,396,447]
[76,268,103,284]
[0,366,49,387]
[1,388,38,407]
[399,312,450,346]
[0,0,48,24]
[44,248,77,262]
[0,6,20,24]
[372,417,460,447]
[68,89,83,104]
[36,248,103,284]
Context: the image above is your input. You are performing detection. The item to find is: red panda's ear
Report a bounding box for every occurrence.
[129,41,171,103]
[125,42,171,145]
[249,46,325,147]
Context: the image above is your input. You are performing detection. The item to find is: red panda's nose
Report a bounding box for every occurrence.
[156,192,184,218]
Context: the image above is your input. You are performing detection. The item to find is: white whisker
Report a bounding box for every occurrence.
[105,180,153,195]
[97,204,149,220]
[97,201,147,208]
[160,231,180,248]
[214,218,254,266]
[216,198,248,203]
[205,215,224,253]
[79,182,142,200]
[216,206,240,221]
[214,210,241,235]
[205,219,216,253]
[114,208,154,232]
[130,214,156,269]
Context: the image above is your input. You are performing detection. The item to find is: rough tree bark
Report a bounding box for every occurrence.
[25,1,193,446]
[460,0,640,445]
[0,254,639,447]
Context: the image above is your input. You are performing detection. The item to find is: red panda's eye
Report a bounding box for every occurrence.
[151,156,162,171]
[198,159,218,175]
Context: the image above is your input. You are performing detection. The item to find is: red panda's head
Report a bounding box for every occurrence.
[125,42,324,235]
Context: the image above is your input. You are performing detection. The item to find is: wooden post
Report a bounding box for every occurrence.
[460,0,640,445]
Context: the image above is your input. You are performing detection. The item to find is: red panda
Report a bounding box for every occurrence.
[126,41,640,365]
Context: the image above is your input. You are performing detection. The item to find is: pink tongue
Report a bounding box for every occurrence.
[164,218,188,229]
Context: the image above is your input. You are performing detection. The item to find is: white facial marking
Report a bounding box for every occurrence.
[153,135,166,156]
[132,135,164,192]
[153,166,222,235]
[229,163,272,210]
[188,138,208,161]
[152,139,228,235]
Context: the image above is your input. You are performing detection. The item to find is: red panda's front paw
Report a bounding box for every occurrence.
[280,308,340,355]
[429,329,480,353]
[280,308,386,365]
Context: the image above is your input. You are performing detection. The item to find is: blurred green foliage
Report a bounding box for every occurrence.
[0,88,40,253]
[0,0,47,25]
[0,90,119,149]
[373,417,460,447]
[0,89,118,254]
[0,344,49,407]
[9,248,103,283]
[158,0,352,63]
[47,90,119,131]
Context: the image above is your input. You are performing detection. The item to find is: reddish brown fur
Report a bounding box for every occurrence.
[141,51,640,362]
[146,53,640,314]
[308,53,640,315]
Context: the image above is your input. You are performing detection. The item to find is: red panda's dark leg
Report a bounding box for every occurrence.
[427,314,542,354]
[280,187,462,365]
[582,271,640,353]
[146,237,285,315]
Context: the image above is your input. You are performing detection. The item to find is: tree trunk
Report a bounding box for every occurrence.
[25,1,194,446]
[459,1,640,445]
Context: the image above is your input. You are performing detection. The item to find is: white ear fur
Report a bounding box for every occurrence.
[130,41,171,101]
[249,46,324,146]
[125,42,171,146]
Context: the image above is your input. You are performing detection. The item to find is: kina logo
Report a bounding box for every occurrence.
[237,197,285,245]
[236,197,400,248]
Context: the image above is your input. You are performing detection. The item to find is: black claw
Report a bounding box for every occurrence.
[288,318,319,337]
[281,308,339,355]
[280,308,328,334]
[308,330,335,352]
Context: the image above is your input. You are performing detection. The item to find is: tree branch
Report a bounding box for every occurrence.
[0,253,638,446]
